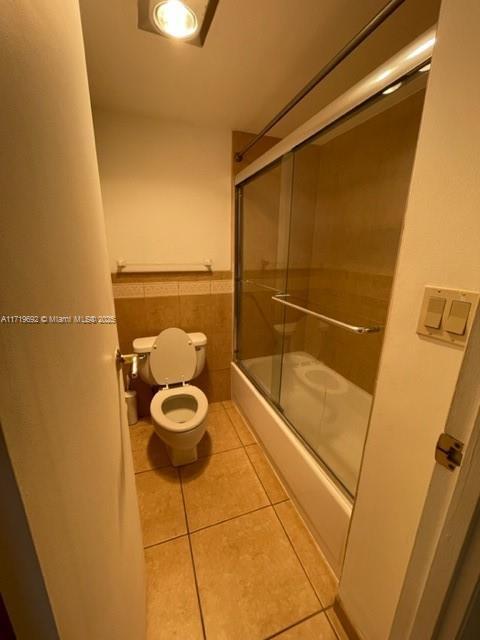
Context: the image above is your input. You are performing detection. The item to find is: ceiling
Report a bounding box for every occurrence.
[79,0,441,138]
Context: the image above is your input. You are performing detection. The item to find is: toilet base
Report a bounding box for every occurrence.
[166,444,198,467]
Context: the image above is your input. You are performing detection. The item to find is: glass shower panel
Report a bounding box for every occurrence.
[278,83,427,495]
[236,155,292,402]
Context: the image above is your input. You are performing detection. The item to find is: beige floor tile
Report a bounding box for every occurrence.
[208,401,224,413]
[274,501,337,608]
[130,420,170,473]
[197,406,242,458]
[146,537,203,640]
[326,607,351,640]
[223,401,256,445]
[180,448,269,531]
[191,507,320,640]
[274,612,337,639]
[245,443,288,504]
[136,467,187,546]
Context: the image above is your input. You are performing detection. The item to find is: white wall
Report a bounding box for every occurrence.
[338,0,480,638]
[93,109,232,272]
[0,2,145,638]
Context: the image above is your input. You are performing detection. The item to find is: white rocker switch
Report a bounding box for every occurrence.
[424,296,446,329]
[445,300,471,335]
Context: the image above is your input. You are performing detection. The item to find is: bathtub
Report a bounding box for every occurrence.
[231,359,355,577]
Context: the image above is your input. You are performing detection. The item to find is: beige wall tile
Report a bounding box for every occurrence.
[207,369,231,402]
[211,279,233,294]
[179,294,214,334]
[212,292,233,330]
[112,282,144,298]
[274,501,337,608]
[144,282,179,297]
[179,280,211,295]
[145,295,179,336]
[180,448,269,531]
[114,297,148,353]
[135,467,186,546]
[245,444,288,504]
[113,286,233,402]
[275,613,337,639]
[206,331,233,371]
[145,537,203,640]
[190,507,320,640]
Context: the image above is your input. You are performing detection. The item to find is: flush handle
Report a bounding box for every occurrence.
[435,433,464,471]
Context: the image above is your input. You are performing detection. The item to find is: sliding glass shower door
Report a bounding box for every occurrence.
[236,155,292,403]
[236,73,428,496]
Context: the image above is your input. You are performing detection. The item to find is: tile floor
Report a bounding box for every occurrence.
[130,400,349,640]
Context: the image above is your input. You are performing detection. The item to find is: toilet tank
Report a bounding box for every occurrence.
[188,332,207,378]
[132,330,207,385]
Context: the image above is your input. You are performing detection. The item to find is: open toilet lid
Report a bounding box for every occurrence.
[150,328,196,386]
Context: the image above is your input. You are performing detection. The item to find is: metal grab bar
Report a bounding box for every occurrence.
[271,295,383,334]
[243,279,283,294]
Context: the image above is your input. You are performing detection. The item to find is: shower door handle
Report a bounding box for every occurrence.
[271,295,383,334]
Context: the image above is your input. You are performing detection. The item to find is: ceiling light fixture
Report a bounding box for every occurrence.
[138,0,219,47]
[382,81,402,95]
[154,0,198,39]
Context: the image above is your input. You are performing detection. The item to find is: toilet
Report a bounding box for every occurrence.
[133,328,208,466]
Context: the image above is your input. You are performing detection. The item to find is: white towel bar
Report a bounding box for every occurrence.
[116,258,213,273]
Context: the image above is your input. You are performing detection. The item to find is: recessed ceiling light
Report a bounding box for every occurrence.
[153,0,198,40]
[382,81,402,95]
[419,62,431,73]
[138,0,218,47]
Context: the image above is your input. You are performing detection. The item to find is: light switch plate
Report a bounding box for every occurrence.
[417,287,480,347]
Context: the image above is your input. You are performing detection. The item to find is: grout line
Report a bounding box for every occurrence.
[189,504,272,536]
[271,504,327,610]
[244,439,290,506]
[178,466,207,640]
[178,468,191,534]
[243,442,273,507]
[143,533,188,550]
[134,442,244,477]
[197,441,244,461]
[263,609,324,640]
[223,408,248,446]
[324,606,344,640]
[134,463,171,476]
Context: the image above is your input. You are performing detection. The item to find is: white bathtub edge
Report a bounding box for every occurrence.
[231,362,352,577]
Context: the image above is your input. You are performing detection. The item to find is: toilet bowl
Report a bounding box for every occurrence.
[133,327,208,466]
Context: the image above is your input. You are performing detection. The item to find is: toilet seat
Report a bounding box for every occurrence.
[150,385,208,433]
[150,327,196,386]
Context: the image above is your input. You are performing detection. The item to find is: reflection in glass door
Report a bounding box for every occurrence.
[236,71,428,496]
[236,154,292,403]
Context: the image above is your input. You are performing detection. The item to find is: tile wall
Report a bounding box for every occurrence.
[113,272,233,414]
[235,91,426,395]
